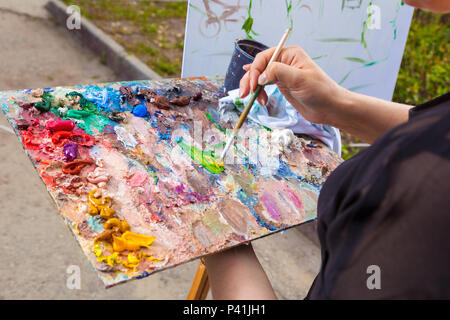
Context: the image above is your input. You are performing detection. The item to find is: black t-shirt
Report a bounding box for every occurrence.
[307,92,450,299]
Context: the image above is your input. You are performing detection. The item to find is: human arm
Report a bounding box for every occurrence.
[239,46,412,144]
[204,46,412,300]
[203,243,277,300]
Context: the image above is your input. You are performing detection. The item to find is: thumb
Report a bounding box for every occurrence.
[257,62,301,87]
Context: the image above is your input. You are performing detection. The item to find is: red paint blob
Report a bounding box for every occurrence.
[45,120,75,132]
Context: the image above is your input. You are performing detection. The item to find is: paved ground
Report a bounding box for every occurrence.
[0,0,321,300]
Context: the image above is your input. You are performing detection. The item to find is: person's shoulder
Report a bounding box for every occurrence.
[409,91,450,119]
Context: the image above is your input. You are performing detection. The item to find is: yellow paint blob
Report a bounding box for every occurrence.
[94,243,119,266]
[88,189,115,219]
[104,218,130,233]
[144,255,161,263]
[213,159,224,170]
[127,252,140,265]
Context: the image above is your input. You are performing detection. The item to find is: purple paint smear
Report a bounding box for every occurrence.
[261,192,281,221]
[284,187,303,210]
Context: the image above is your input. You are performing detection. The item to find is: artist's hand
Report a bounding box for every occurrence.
[239,46,412,143]
[239,46,347,126]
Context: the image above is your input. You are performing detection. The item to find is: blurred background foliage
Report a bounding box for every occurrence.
[339,9,449,159]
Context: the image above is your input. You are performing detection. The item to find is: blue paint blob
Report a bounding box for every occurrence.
[178,124,190,132]
[136,271,150,279]
[243,157,258,176]
[81,86,124,112]
[132,104,147,118]
[158,131,171,140]
[87,215,104,233]
[276,158,297,178]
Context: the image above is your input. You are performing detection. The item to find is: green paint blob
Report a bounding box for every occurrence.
[62,92,112,134]
[35,90,112,134]
[205,113,226,134]
[66,109,91,119]
[177,138,224,174]
[234,98,245,109]
[70,114,111,135]
[66,91,97,112]
[34,91,54,112]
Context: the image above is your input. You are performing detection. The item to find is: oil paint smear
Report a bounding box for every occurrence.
[176,137,224,174]
[0,77,342,287]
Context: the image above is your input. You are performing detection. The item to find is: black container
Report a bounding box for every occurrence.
[224,39,269,94]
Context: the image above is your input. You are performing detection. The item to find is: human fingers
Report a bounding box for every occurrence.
[239,71,251,98]
[247,47,276,93]
[257,61,303,87]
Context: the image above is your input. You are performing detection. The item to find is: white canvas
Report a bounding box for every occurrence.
[182,0,414,101]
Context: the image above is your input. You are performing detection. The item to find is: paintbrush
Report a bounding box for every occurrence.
[219,27,292,164]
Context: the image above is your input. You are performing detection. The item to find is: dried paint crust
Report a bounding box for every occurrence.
[0,77,342,287]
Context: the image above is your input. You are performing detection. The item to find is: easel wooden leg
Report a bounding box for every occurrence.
[187,259,210,300]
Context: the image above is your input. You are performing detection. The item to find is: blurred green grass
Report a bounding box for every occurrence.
[345,9,449,159]
[62,0,187,76]
[392,10,449,106]
[63,0,187,21]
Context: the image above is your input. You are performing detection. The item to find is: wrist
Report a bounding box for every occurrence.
[325,87,412,143]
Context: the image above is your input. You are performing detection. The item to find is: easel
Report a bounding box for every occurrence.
[187,259,210,300]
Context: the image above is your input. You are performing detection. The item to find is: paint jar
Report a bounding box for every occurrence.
[224,39,269,94]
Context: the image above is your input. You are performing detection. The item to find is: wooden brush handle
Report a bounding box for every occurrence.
[231,28,291,135]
